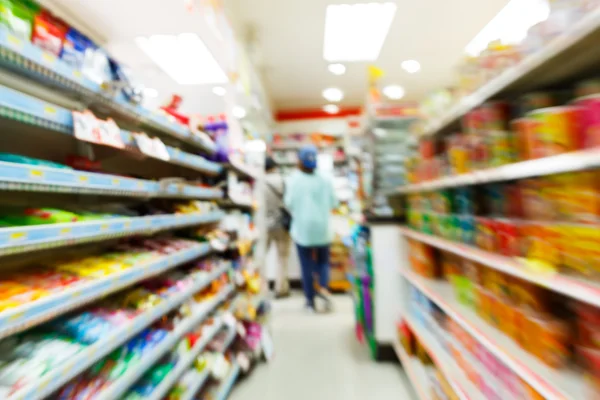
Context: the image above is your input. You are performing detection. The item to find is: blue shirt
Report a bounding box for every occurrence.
[284,170,338,246]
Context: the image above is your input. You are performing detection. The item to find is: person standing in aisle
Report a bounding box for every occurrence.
[264,156,292,298]
[285,145,338,312]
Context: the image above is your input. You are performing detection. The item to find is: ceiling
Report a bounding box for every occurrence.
[227,0,509,111]
[41,0,510,118]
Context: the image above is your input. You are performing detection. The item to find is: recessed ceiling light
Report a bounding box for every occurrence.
[233,106,247,119]
[323,2,397,62]
[322,87,344,102]
[212,86,226,96]
[136,33,228,85]
[383,85,405,100]
[465,0,549,56]
[323,104,340,114]
[328,63,346,75]
[401,60,421,74]
[143,87,158,98]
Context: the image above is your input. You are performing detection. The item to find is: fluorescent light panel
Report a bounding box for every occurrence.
[322,87,344,102]
[465,0,550,56]
[136,33,228,85]
[324,2,397,62]
[323,104,340,114]
[383,84,405,100]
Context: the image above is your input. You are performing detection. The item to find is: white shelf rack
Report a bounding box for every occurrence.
[211,361,241,400]
[144,319,225,400]
[7,266,231,400]
[95,285,234,400]
[403,271,589,400]
[396,148,600,194]
[0,210,223,257]
[0,242,212,340]
[179,369,212,400]
[423,7,600,136]
[399,227,600,308]
[393,340,431,400]
[403,314,479,400]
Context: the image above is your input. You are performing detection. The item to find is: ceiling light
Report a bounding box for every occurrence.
[212,86,226,96]
[143,87,158,98]
[328,63,346,75]
[383,85,405,100]
[322,87,344,102]
[465,0,549,56]
[233,106,247,119]
[323,2,397,62]
[401,60,421,74]
[323,104,340,114]
[135,33,228,85]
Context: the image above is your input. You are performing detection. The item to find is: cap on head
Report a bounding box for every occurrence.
[298,145,317,169]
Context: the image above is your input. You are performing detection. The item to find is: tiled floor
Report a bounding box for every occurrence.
[230,293,416,400]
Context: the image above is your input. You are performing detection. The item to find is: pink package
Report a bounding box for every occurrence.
[575,94,600,148]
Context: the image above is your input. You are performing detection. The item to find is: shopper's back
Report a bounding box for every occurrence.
[285,168,337,247]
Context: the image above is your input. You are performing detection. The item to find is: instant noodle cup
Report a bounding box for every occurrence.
[575,94,600,148]
[578,346,600,394]
[531,315,571,369]
[528,106,581,157]
[575,303,600,348]
[511,117,540,160]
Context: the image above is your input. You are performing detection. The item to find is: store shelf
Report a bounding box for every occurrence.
[392,340,430,400]
[403,314,478,400]
[0,84,221,175]
[179,369,212,400]
[0,160,223,198]
[0,28,215,153]
[95,285,234,400]
[226,158,260,180]
[218,198,253,210]
[399,227,600,308]
[423,7,600,136]
[0,242,212,340]
[0,210,223,256]
[211,362,241,400]
[145,319,225,400]
[395,148,600,194]
[403,271,588,400]
[8,266,230,400]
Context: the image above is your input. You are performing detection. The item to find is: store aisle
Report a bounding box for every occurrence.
[230,294,415,400]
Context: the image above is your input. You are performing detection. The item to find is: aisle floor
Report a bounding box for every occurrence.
[230,293,415,400]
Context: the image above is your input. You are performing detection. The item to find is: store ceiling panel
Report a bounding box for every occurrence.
[228,0,510,111]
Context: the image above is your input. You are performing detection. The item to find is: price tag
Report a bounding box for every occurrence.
[41,52,56,67]
[9,232,26,242]
[100,224,109,231]
[44,106,57,116]
[261,328,274,362]
[223,312,236,328]
[29,169,44,180]
[73,111,124,149]
[112,178,120,186]
[132,132,170,161]
[72,70,83,81]
[6,34,23,51]
[237,353,251,373]
[60,227,72,237]
[78,175,89,183]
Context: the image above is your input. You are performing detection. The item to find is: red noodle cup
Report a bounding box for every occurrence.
[575,94,600,149]
[511,118,540,160]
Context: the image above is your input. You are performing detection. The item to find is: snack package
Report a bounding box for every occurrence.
[0,0,33,40]
[31,10,66,56]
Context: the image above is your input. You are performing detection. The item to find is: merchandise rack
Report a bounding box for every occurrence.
[0,160,223,198]
[403,314,476,400]
[145,319,226,400]
[403,271,587,400]
[399,227,600,308]
[0,242,212,340]
[179,369,211,400]
[423,7,600,136]
[211,361,241,400]
[0,85,222,176]
[7,266,231,400]
[392,340,430,400]
[0,28,215,153]
[94,285,234,400]
[0,210,224,257]
[395,148,600,194]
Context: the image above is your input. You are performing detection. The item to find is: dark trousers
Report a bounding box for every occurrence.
[296,244,330,307]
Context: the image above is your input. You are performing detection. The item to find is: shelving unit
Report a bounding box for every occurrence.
[95,285,234,400]
[0,242,212,339]
[400,227,600,308]
[422,7,600,136]
[144,319,225,400]
[8,266,230,400]
[403,271,587,400]
[211,362,241,400]
[392,341,430,400]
